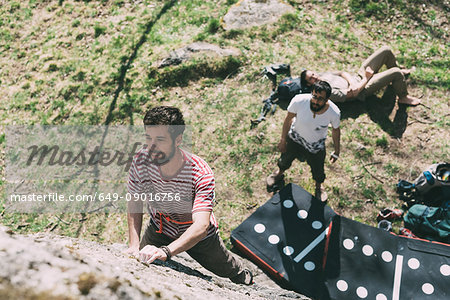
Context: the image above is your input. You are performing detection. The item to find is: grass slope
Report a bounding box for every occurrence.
[0,0,448,246]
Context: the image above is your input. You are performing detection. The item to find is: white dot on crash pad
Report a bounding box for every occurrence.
[297,210,308,219]
[283,246,294,256]
[343,239,354,250]
[254,223,265,233]
[283,199,294,208]
[356,286,368,298]
[304,261,315,271]
[381,251,392,262]
[440,264,450,276]
[312,221,322,230]
[362,245,373,256]
[336,280,348,291]
[376,294,387,300]
[408,258,420,270]
[422,283,434,295]
[268,234,280,244]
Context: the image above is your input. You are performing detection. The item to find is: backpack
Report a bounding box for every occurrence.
[397,162,450,208]
[276,77,305,110]
[403,204,450,243]
[251,65,310,128]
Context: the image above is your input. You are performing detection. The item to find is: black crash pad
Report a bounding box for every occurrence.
[232,183,450,300]
[324,216,450,300]
[231,183,336,298]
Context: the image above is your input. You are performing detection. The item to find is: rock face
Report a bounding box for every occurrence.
[222,0,294,30]
[159,42,241,68]
[0,226,308,299]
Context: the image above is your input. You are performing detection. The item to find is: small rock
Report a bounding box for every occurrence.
[222,0,294,30]
[158,42,240,68]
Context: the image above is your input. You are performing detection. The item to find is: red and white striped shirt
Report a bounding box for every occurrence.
[127,148,218,239]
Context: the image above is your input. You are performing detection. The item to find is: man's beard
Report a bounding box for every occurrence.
[154,146,176,166]
[146,144,177,166]
[310,102,326,112]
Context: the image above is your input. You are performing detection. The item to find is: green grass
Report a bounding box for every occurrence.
[0,0,448,243]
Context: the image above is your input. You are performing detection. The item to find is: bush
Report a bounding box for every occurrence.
[376,135,388,148]
[207,18,220,34]
[94,24,107,38]
[349,0,390,20]
[72,19,81,27]
[9,2,20,13]
[149,56,242,87]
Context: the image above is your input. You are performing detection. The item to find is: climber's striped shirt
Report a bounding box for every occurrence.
[127,148,218,239]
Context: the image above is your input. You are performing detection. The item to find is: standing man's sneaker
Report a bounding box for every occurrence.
[266,172,284,192]
[230,269,254,285]
[315,186,328,202]
[266,172,284,187]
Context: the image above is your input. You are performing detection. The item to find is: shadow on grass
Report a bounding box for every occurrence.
[104,0,178,126]
[336,86,408,138]
[400,0,449,40]
[74,1,178,238]
[409,77,450,90]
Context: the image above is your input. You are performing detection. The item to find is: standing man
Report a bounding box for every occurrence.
[266,81,341,202]
[301,46,421,106]
[126,106,252,285]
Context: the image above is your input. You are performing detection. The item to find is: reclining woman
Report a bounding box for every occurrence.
[301,46,421,106]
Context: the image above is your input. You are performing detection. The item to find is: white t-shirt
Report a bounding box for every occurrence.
[287,94,341,153]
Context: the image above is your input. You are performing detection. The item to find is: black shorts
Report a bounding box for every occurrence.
[277,136,326,183]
